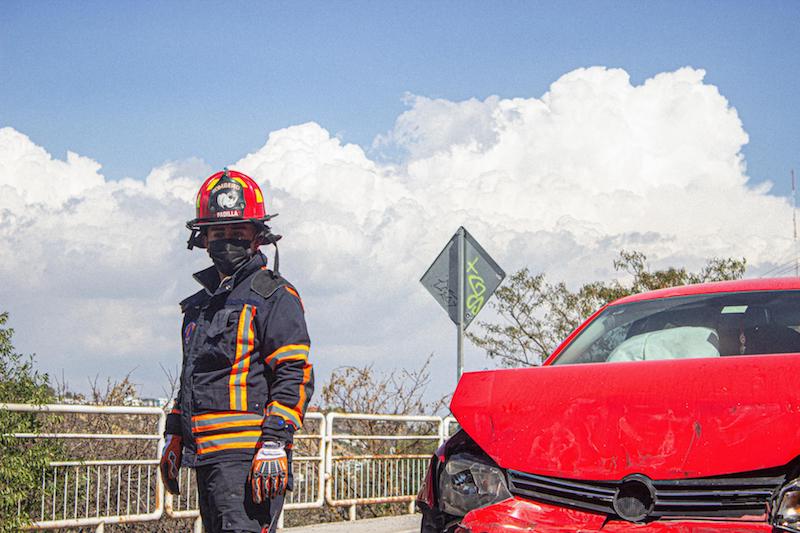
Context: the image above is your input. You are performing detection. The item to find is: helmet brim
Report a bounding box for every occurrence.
[185,215,279,250]
[186,214,276,229]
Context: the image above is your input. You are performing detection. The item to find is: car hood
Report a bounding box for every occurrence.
[450,354,800,480]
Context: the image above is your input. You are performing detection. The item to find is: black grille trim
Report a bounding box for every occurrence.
[507,470,785,520]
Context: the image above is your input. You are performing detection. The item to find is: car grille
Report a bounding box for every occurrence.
[507,469,786,519]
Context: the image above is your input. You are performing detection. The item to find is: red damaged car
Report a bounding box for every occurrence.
[418,278,800,532]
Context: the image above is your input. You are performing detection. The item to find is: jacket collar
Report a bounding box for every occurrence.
[193,251,268,295]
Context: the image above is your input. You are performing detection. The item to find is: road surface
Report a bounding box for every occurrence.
[286,514,420,533]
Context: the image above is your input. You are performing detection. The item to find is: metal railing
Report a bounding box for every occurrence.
[287,412,326,510]
[2,403,458,530]
[325,413,442,507]
[3,403,165,530]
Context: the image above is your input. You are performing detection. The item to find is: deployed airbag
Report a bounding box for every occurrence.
[607,326,719,362]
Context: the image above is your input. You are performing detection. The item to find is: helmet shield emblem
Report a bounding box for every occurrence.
[208,173,246,219]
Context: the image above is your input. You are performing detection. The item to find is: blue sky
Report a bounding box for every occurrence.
[2,1,798,193]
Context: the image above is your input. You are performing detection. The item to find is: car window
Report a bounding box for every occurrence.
[552,290,800,366]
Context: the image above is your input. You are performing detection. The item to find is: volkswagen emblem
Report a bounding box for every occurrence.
[613,474,656,522]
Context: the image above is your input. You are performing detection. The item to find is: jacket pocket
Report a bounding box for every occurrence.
[192,384,231,413]
[206,308,237,337]
[204,308,241,364]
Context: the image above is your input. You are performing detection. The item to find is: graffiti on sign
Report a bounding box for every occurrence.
[465,256,487,319]
[433,278,458,308]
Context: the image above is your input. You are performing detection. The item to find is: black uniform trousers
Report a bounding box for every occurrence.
[196,460,284,533]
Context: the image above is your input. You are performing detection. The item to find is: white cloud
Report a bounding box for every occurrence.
[0,66,794,399]
[373,94,503,159]
[0,128,105,208]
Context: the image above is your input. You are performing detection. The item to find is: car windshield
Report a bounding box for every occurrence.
[552,290,800,365]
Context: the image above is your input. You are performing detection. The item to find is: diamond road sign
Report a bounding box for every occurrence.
[420,227,505,328]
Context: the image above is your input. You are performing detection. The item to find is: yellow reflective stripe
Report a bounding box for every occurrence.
[285,286,305,311]
[199,441,259,454]
[294,363,313,414]
[196,430,261,441]
[194,419,261,433]
[192,411,263,422]
[267,401,302,428]
[285,286,300,300]
[196,430,261,455]
[229,305,256,411]
[191,412,263,434]
[274,353,307,364]
[265,344,309,366]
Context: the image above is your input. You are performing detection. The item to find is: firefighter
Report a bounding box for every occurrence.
[160,169,314,533]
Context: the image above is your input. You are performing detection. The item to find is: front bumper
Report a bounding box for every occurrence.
[458,497,772,532]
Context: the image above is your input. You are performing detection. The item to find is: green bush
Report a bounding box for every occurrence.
[0,311,60,532]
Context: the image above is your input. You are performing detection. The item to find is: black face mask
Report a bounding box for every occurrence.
[208,239,253,276]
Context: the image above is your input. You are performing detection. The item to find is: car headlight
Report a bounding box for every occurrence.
[438,452,511,516]
[775,479,800,532]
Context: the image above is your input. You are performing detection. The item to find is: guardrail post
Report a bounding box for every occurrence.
[317,413,327,510]
[324,413,336,507]
[194,515,203,532]
[348,504,356,521]
[277,510,285,529]
[156,410,167,519]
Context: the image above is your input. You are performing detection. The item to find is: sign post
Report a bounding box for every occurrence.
[421,227,505,383]
[456,227,465,381]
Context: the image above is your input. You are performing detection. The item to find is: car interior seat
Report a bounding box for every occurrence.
[717,305,800,356]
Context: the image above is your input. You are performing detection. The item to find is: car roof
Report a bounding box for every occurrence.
[610,277,800,306]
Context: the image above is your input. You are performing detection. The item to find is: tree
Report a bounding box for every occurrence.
[319,354,446,416]
[301,356,446,524]
[467,250,747,367]
[0,312,60,532]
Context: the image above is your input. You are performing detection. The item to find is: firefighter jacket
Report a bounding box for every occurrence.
[165,251,314,467]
